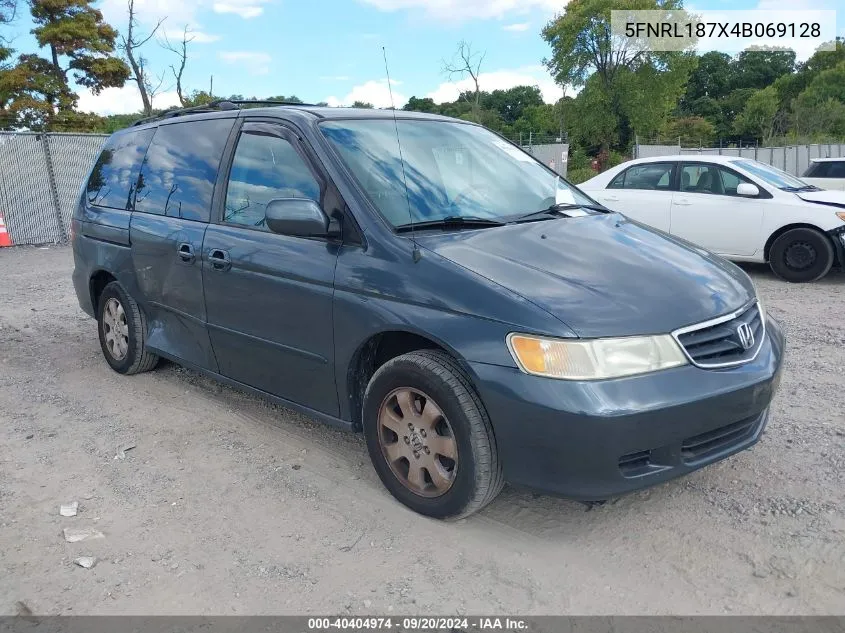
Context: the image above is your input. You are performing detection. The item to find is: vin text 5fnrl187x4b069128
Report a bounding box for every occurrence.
[72,102,785,518]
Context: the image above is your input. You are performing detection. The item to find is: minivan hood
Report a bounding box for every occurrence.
[796,190,845,207]
[415,213,755,338]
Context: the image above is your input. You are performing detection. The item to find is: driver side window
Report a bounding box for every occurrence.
[225,132,320,229]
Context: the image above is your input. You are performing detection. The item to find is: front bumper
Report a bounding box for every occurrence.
[469,316,786,501]
[828,226,845,268]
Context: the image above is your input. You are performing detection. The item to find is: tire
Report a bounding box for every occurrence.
[362,350,503,519]
[768,227,834,283]
[97,281,159,375]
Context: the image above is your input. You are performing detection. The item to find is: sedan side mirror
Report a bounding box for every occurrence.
[736,183,760,197]
[265,198,329,238]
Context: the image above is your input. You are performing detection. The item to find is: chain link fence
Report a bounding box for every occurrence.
[634,141,845,177]
[0,132,108,246]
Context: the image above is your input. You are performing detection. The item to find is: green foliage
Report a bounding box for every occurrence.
[660,116,715,146]
[351,100,373,108]
[733,86,779,141]
[542,0,694,150]
[730,48,795,91]
[0,0,127,129]
[29,0,129,94]
[566,167,597,184]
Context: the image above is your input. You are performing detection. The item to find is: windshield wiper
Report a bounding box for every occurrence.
[508,203,610,224]
[395,216,506,232]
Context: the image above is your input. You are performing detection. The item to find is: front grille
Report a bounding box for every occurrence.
[681,414,761,463]
[675,303,763,368]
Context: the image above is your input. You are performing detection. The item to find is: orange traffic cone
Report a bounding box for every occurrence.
[0,211,12,247]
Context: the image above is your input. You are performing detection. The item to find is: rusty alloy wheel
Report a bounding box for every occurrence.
[377,387,459,497]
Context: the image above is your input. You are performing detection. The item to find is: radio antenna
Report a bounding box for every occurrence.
[383,46,420,263]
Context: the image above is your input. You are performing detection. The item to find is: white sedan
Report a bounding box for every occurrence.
[579,155,845,282]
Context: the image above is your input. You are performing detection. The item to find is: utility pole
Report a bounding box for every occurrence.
[210,75,214,97]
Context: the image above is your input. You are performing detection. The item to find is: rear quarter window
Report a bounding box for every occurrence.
[86,129,155,210]
[134,119,235,222]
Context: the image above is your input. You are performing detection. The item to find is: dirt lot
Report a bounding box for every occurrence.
[0,245,843,615]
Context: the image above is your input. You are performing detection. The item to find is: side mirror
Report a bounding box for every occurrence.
[265,198,329,238]
[736,183,760,197]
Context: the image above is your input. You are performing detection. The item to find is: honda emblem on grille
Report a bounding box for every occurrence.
[736,323,755,350]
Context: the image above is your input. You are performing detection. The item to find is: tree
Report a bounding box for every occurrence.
[481,85,544,125]
[119,0,165,116]
[266,95,303,103]
[730,48,795,91]
[792,62,845,137]
[542,0,694,150]
[30,0,129,98]
[351,100,373,108]
[161,25,194,107]
[660,116,715,146]
[682,52,732,104]
[442,40,485,110]
[733,86,780,142]
[403,96,439,113]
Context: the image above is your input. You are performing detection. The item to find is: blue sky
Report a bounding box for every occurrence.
[3,0,843,115]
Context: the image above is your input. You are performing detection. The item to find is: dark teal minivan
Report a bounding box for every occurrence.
[72,101,785,519]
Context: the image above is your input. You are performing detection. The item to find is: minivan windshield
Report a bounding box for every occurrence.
[320,119,598,228]
[732,159,817,191]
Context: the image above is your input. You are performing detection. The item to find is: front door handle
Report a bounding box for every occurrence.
[208,248,232,271]
[603,195,619,202]
[674,199,693,206]
[177,242,195,263]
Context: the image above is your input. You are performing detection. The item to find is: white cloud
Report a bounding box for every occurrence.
[162,28,220,44]
[358,0,561,21]
[100,0,204,30]
[503,22,530,32]
[213,0,270,19]
[427,66,564,104]
[324,79,408,109]
[218,51,272,75]
[76,86,182,116]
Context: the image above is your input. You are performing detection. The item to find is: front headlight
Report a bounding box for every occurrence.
[507,333,688,380]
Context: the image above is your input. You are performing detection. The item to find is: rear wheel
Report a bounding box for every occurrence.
[768,227,834,283]
[362,350,503,519]
[97,281,159,375]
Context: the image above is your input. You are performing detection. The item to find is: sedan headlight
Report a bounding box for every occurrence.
[507,333,688,380]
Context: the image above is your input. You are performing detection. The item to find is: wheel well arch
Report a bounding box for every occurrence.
[89,270,117,313]
[346,330,461,431]
[763,223,829,262]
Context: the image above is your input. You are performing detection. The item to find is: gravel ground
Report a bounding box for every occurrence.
[0,245,843,616]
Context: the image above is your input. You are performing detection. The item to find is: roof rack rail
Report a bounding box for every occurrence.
[131,99,313,127]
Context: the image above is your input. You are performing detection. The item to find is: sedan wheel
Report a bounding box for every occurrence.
[769,227,834,283]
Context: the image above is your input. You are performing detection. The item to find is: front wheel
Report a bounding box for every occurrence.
[768,227,834,283]
[362,350,503,519]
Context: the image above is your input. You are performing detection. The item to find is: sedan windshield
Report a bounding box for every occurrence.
[320,119,597,228]
[732,159,814,191]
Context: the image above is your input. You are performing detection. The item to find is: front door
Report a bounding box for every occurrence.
[202,122,340,416]
[670,162,766,257]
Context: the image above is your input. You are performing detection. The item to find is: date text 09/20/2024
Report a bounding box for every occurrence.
[307,617,528,630]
